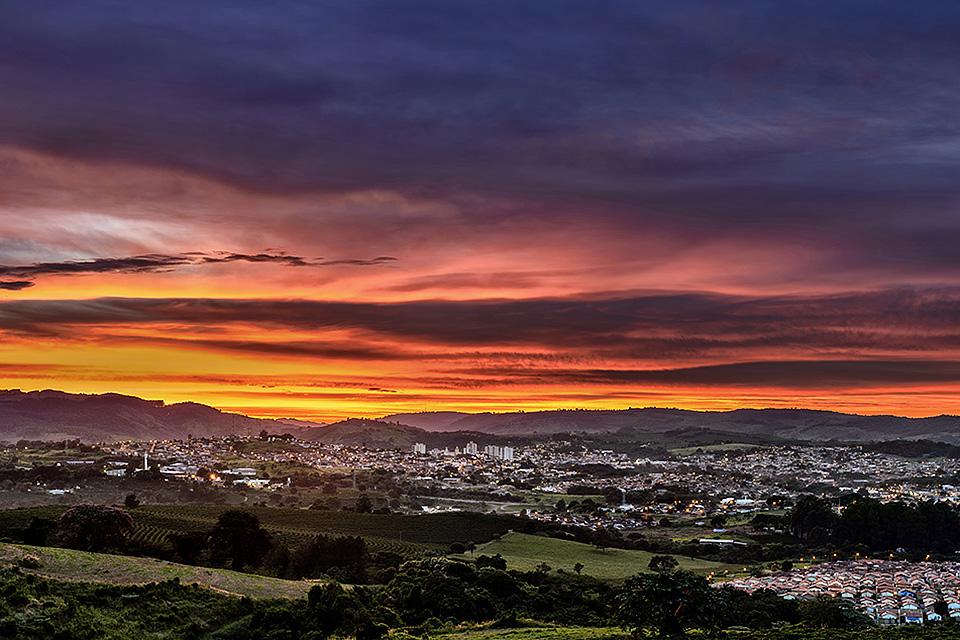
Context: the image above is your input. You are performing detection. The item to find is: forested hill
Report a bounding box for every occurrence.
[0,389,290,442]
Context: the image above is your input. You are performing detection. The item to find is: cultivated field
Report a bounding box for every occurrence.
[0,504,519,557]
[455,531,735,580]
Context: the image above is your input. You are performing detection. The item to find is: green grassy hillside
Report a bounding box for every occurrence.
[454,531,735,580]
[0,542,313,598]
[433,627,629,640]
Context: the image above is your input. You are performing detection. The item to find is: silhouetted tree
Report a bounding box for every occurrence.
[355,493,373,513]
[616,570,725,638]
[648,555,679,573]
[54,505,133,552]
[208,510,273,570]
[169,530,209,565]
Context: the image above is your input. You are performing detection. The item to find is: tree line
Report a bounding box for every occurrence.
[790,495,960,554]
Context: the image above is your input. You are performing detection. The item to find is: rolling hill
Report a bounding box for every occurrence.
[299,418,522,450]
[0,389,297,442]
[0,542,313,598]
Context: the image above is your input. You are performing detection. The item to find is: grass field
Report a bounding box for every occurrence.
[432,627,629,640]
[0,542,314,598]
[453,532,735,580]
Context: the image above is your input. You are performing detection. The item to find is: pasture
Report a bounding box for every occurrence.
[0,542,313,598]
[434,627,629,640]
[454,531,735,580]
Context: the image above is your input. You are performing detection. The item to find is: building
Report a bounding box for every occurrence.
[412,442,427,455]
[483,444,502,458]
[464,441,479,455]
[481,444,517,460]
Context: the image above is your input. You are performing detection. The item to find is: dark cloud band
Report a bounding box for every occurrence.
[0,281,33,291]
[0,251,396,289]
[2,286,959,354]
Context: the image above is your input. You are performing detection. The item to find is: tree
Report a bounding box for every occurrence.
[208,510,273,570]
[574,562,584,575]
[647,555,679,573]
[54,505,133,552]
[617,570,725,638]
[709,515,727,529]
[789,495,838,542]
[289,534,367,581]
[20,517,53,546]
[170,530,208,565]
[124,493,141,509]
[356,493,373,513]
[717,586,799,629]
[476,554,507,570]
[933,599,950,619]
[798,596,869,629]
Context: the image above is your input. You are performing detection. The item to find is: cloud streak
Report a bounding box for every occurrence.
[0,281,33,291]
[0,251,396,289]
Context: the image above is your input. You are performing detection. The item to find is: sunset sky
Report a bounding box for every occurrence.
[2,2,960,420]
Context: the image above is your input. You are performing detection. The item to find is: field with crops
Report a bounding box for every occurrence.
[0,504,519,557]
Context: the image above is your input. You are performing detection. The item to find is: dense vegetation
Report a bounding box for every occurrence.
[3,500,960,638]
[0,554,880,640]
[861,440,960,459]
[790,495,960,554]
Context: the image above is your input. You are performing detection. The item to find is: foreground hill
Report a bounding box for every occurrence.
[384,407,960,443]
[0,389,292,442]
[0,542,312,598]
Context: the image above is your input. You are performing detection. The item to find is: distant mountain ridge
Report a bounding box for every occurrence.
[3,389,960,445]
[383,407,960,444]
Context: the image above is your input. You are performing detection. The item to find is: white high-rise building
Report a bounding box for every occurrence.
[412,442,427,455]
[501,446,515,461]
[464,441,479,455]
